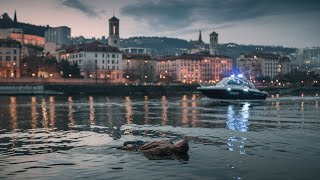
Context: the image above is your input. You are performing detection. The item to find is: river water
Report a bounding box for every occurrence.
[0,94,319,180]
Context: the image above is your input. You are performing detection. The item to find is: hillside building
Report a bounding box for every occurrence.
[190,30,207,54]
[44,26,71,55]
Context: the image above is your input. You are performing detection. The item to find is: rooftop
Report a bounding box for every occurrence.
[123,54,152,60]
[0,38,21,47]
[62,41,121,53]
[109,16,119,22]
[159,53,231,61]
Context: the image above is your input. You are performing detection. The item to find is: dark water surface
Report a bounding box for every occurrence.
[0,94,319,180]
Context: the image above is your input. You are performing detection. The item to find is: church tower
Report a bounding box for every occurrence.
[209,31,218,55]
[198,30,203,43]
[108,15,120,48]
[13,10,17,23]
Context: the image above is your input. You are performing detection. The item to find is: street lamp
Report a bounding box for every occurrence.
[144,75,147,85]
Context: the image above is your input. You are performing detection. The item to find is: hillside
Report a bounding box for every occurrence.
[0,13,47,36]
[121,36,192,55]
[121,37,297,58]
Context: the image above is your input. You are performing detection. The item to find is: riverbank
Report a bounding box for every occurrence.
[0,83,320,96]
[0,84,200,95]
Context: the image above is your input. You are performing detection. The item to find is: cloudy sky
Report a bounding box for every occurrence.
[1,0,320,48]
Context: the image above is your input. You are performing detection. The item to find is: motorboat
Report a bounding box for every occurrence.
[197,75,268,100]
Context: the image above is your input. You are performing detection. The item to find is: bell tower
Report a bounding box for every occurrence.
[209,31,218,55]
[108,14,120,48]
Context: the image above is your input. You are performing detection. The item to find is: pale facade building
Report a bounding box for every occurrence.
[59,42,123,83]
[237,53,292,79]
[121,47,147,54]
[0,39,21,77]
[157,54,233,83]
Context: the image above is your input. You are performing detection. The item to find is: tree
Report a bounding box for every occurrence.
[83,60,95,78]
[59,60,80,78]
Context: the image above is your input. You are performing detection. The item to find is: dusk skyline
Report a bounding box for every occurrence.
[1,0,320,48]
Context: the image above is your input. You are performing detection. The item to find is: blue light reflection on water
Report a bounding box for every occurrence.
[0,95,320,179]
[226,102,250,155]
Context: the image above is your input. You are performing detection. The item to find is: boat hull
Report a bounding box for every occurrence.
[198,88,268,100]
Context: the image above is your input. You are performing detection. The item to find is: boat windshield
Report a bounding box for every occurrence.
[216,77,256,89]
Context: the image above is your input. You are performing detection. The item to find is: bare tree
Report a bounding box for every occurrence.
[83,60,95,78]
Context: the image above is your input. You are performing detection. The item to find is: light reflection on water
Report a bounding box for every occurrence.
[0,94,320,179]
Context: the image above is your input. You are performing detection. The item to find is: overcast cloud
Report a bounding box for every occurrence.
[60,0,102,17]
[121,0,320,29]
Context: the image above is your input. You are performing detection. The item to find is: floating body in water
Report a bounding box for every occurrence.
[116,139,189,160]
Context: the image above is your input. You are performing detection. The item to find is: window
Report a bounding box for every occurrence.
[102,60,105,64]
[6,50,10,54]
[6,56,11,61]
[0,56,2,61]
[108,54,110,58]
[95,53,97,58]
[13,56,16,61]
[13,49,17,54]
[112,54,115,58]
[102,54,105,58]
